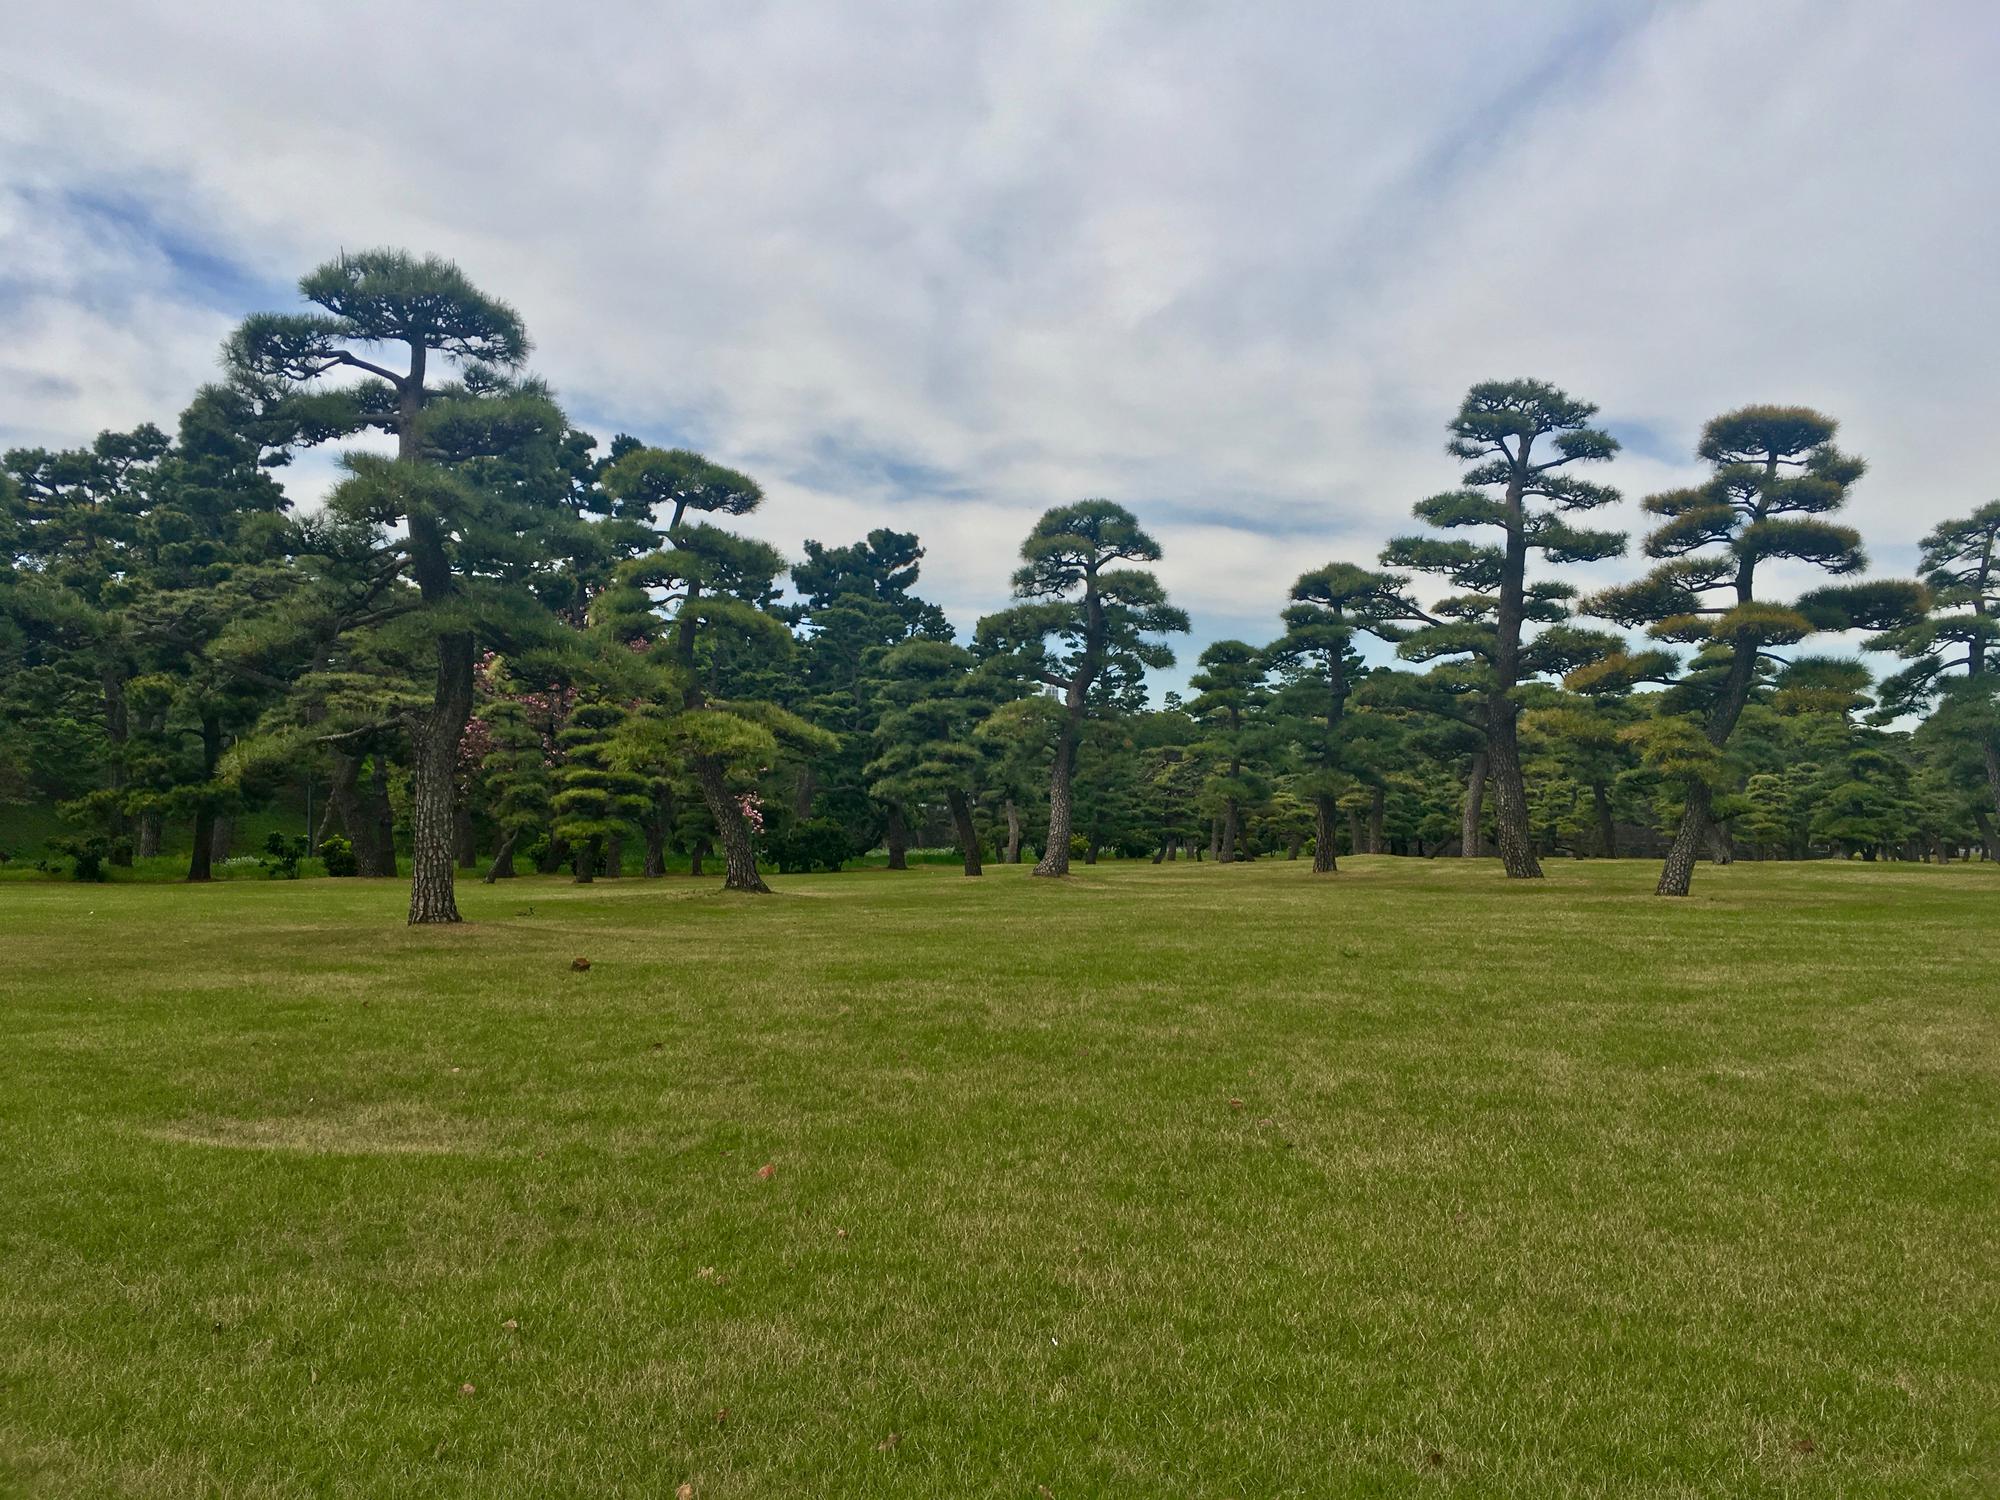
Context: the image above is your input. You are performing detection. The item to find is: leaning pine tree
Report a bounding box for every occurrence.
[976,502,1188,877]
[1381,380,1626,877]
[228,249,565,923]
[1584,406,1923,896]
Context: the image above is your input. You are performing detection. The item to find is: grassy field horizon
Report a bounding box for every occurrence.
[4,858,1996,1496]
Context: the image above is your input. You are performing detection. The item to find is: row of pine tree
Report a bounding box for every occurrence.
[4,251,1996,916]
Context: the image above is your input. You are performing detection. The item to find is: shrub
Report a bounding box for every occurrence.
[49,833,126,882]
[766,817,850,874]
[318,835,357,877]
[260,832,309,880]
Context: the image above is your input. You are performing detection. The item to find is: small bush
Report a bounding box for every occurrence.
[260,832,309,880]
[318,835,357,877]
[766,817,850,874]
[49,834,127,882]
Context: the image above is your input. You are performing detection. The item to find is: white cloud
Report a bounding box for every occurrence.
[3,0,1993,688]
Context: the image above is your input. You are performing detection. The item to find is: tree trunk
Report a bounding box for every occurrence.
[643,816,666,878]
[1368,786,1385,855]
[1313,793,1339,874]
[573,835,599,884]
[1461,751,1487,857]
[1165,836,1178,861]
[603,833,623,879]
[1286,833,1302,860]
[102,664,133,866]
[793,763,816,819]
[1593,781,1616,858]
[407,632,475,924]
[688,837,707,878]
[1972,805,1999,862]
[454,802,477,869]
[367,756,397,877]
[1218,800,1239,864]
[137,812,162,859]
[483,829,518,883]
[1705,820,1735,865]
[1152,839,1168,865]
[1657,782,1712,897]
[188,713,222,882]
[1003,799,1022,863]
[884,804,910,870]
[946,787,982,877]
[1346,807,1363,859]
[1083,841,1099,865]
[693,755,769,892]
[1033,723,1076,878]
[1486,713,1543,879]
[210,815,233,865]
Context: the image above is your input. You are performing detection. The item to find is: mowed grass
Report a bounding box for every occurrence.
[2,859,1996,1498]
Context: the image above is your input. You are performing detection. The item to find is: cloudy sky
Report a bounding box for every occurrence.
[3,1,1994,688]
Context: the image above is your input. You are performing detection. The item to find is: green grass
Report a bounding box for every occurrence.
[3,858,1996,1497]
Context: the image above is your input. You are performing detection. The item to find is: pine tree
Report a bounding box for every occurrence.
[977,502,1188,877]
[551,700,649,882]
[1381,380,1626,878]
[1587,406,1922,895]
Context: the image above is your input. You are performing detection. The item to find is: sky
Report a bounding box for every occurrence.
[3,0,1996,693]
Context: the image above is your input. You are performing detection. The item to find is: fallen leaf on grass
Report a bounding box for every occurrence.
[1228,1098,1244,1111]
[715,1407,730,1426]
[676,1485,693,1500]
[756,1162,776,1180]
[571,957,591,971]
[501,1319,518,1331]
[460,1382,476,1396]
[876,1431,902,1451]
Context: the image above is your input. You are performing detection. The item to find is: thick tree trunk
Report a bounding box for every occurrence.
[1486,713,1543,879]
[1705,820,1735,866]
[693,755,769,892]
[1313,792,1339,874]
[1152,839,1168,865]
[1165,836,1178,861]
[884,804,910,870]
[1346,808,1363,860]
[327,753,371,871]
[1368,785,1385,855]
[1083,842,1099,865]
[210,815,233,864]
[1593,781,1616,858]
[483,829,518,883]
[1033,723,1076,878]
[573,835,599,884]
[1972,806,1998,862]
[1657,782,1712,897]
[407,632,475,924]
[1218,799,1240,864]
[643,816,666,878]
[946,787,982,877]
[1286,833,1302,860]
[1004,799,1023,863]
[137,812,161,859]
[1461,751,1487,857]
[688,837,707,878]
[603,833,623,879]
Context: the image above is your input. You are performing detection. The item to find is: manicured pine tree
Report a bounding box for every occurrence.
[1185,640,1271,864]
[977,502,1188,877]
[865,638,1006,876]
[551,699,649,882]
[599,446,833,892]
[229,249,563,923]
[1264,563,1406,872]
[1586,406,1923,895]
[480,698,552,881]
[1868,501,2000,832]
[1381,380,1626,878]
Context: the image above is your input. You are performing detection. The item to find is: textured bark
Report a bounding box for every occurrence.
[1486,711,1542,879]
[1286,834,1302,860]
[1657,781,1712,896]
[1033,725,1076,877]
[947,787,982,877]
[643,815,667,877]
[210,814,233,864]
[687,837,706,879]
[1004,799,1023,864]
[602,833,623,879]
[884,804,910,870]
[1368,786,1385,855]
[1313,792,1339,873]
[573,835,600,884]
[1217,800,1240,864]
[694,755,769,892]
[1461,751,1487,857]
[137,812,162,859]
[482,829,518,883]
[407,632,475,924]
[1346,808,1363,860]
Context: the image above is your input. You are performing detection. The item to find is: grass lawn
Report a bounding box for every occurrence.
[2,857,1996,1497]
